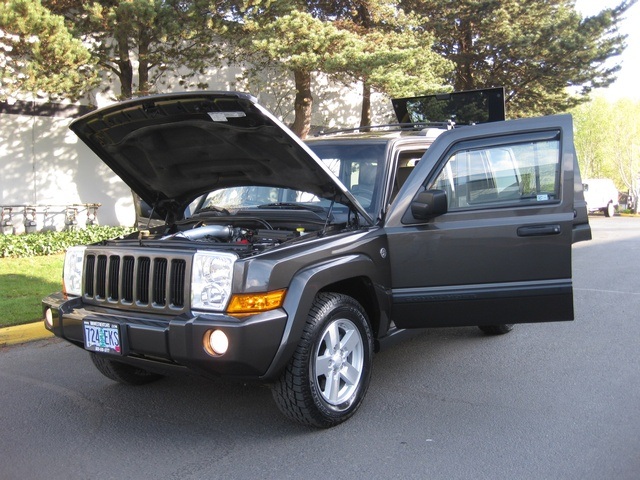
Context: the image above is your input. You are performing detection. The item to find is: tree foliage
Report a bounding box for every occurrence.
[572,97,640,212]
[0,0,97,100]
[304,0,451,127]
[237,0,450,137]
[2,0,638,140]
[401,0,637,117]
[243,8,360,137]
[43,0,229,99]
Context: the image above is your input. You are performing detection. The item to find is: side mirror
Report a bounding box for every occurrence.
[411,189,448,219]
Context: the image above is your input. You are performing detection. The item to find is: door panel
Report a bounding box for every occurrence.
[384,115,577,328]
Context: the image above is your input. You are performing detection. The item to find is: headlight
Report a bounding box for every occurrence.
[191,251,237,311]
[63,246,86,297]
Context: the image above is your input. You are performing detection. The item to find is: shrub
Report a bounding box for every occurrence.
[0,226,136,258]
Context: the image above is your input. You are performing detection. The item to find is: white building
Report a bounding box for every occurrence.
[1,68,392,234]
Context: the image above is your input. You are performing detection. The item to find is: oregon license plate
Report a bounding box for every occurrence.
[83,320,121,355]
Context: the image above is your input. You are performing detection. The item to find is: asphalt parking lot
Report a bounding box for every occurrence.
[1,215,639,480]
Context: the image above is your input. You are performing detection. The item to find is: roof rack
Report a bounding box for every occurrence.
[315,121,456,137]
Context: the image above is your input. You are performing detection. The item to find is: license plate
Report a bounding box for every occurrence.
[83,320,122,355]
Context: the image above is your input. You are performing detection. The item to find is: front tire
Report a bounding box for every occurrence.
[478,324,514,335]
[272,292,373,428]
[90,353,163,385]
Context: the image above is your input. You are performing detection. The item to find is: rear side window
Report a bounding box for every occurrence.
[429,139,561,210]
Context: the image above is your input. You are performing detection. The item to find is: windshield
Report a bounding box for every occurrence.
[309,142,386,211]
[192,142,385,216]
[194,141,387,215]
[199,186,306,210]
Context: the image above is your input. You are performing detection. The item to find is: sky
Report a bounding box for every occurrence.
[575,0,640,100]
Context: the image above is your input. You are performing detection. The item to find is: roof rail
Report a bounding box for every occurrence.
[314,121,456,137]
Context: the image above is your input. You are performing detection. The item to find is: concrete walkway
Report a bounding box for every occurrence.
[0,322,54,347]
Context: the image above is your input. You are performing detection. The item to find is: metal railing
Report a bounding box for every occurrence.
[1,203,101,234]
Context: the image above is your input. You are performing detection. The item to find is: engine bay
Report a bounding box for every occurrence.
[111,212,348,256]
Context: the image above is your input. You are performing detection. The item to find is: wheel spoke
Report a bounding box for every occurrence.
[325,322,340,351]
[341,362,360,386]
[323,369,341,403]
[315,353,332,376]
[329,370,342,403]
[340,328,359,354]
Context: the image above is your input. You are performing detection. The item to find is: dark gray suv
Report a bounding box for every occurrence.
[43,91,591,427]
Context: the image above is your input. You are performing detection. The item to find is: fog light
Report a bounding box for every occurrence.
[44,308,53,329]
[204,329,229,356]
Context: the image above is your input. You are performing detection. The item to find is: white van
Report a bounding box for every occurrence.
[583,178,619,217]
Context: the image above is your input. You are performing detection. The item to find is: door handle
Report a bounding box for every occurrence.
[517,224,561,237]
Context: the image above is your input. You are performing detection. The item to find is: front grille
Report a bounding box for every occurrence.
[83,249,191,314]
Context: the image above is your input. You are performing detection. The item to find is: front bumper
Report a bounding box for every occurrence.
[42,292,288,380]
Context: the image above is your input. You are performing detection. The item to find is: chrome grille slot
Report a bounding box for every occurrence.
[137,257,150,304]
[153,258,167,306]
[108,256,120,300]
[171,259,186,308]
[82,248,191,314]
[85,255,95,297]
[122,256,134,302]
[96,255,107,299]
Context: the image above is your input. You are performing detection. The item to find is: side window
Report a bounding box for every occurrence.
[391,150,426,201]
[429,139,561,210]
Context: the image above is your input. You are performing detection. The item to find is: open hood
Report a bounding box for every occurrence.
[70,91,371,223]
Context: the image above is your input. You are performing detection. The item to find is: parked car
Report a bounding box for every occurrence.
[583,178,619,217]
[43,90,591,427]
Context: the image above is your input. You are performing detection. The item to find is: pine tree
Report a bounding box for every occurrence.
[237,0,450,137]
[43,0,229,99]
[308,0,451,127]
[401,0,636,116]
[0,0,96,100]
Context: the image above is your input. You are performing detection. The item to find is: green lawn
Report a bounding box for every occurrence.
[0,254,64,327]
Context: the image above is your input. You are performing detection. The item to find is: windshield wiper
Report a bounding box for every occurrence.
[257,202,326,213]
[196,205,230,215]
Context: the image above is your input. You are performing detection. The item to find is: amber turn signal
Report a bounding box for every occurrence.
[226,289,287,314]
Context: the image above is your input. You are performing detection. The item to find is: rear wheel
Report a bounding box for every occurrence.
[605,202,615,217]
[272,292,373,428]
[478,324,514,335]
[90,353,163,385]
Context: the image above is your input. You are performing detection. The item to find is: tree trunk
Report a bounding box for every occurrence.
[359,81,372,130]
[138,35,150,95]
[115,35,133,99]
[291,69,312,139]
[454,19,475,91]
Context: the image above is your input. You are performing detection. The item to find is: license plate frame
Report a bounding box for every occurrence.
[83,320,123,355]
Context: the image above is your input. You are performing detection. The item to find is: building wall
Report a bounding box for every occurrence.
[1,69,394,234]
[0,110,135,233]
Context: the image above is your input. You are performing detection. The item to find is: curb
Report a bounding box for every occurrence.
[0,321,54,347]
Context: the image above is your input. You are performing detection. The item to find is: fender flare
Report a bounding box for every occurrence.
[260,253,387,381]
